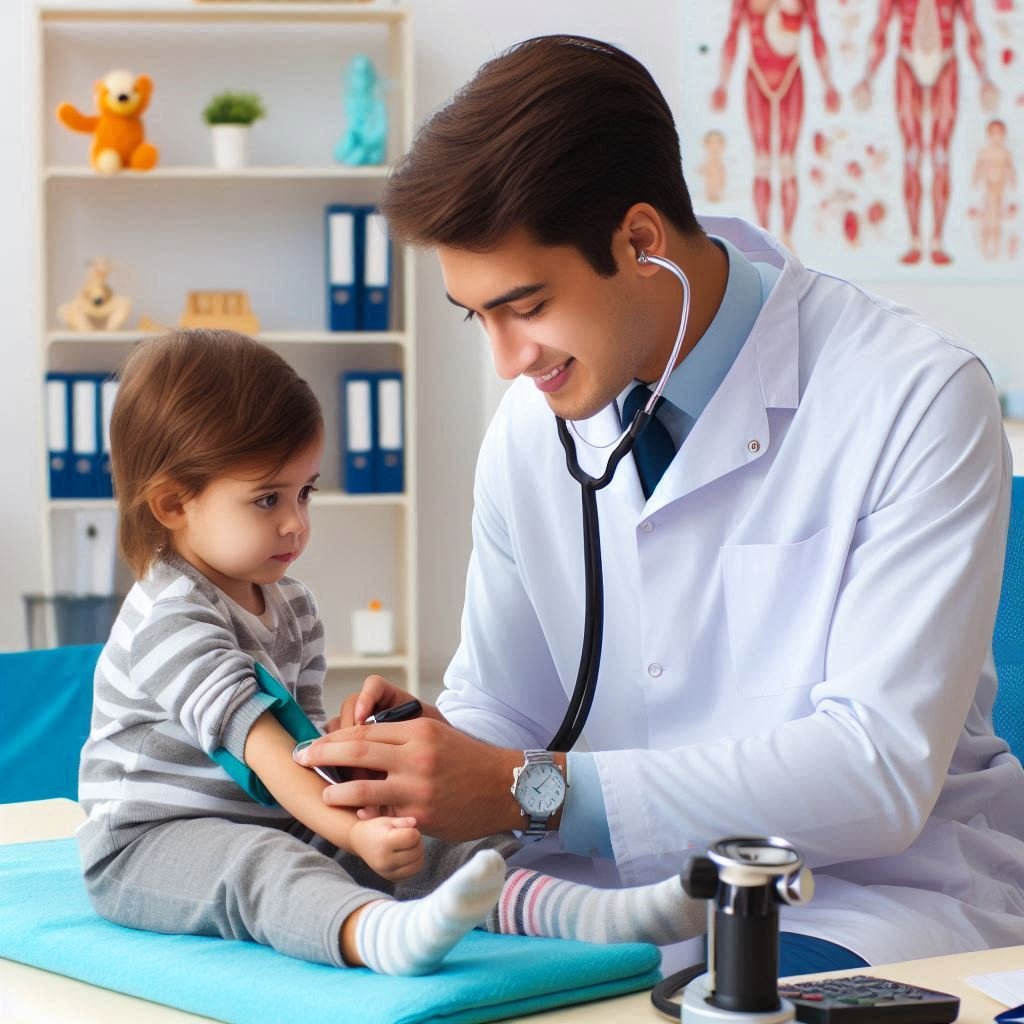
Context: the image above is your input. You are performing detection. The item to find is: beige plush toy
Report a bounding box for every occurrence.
[59,260,132,332]
[57,70,158,174]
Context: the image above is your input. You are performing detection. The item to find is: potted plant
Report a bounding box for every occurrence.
[203,91,266,170]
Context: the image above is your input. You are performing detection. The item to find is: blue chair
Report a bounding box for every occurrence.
[0,643,101,803]
[993,476,1024,761]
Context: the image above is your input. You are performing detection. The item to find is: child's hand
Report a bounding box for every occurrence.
[348,815,424,881]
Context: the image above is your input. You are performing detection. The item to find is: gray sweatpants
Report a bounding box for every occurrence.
[83,817,520,967]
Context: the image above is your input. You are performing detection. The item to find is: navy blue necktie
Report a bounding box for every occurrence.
[621,384,676,499]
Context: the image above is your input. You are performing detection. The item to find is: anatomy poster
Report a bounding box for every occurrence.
[680,0,1024,279]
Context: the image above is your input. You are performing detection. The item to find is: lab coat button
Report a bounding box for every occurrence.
[648,663,663,678]
[748,439,761,454]
[641,521,654,533]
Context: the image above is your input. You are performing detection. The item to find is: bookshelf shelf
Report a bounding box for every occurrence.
[45,165,391,181]
[47,491,407,512]
[47,330,408,347]
[40,2,408,26]
[325,653,410,673]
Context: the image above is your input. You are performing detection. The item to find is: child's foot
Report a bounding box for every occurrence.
[355,849,506,975]
[489,869,704,946]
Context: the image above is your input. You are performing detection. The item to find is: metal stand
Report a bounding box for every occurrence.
[681,974,796,1024]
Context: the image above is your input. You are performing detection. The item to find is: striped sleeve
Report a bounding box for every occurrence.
[286,581,327,728]
[129,591,262,756]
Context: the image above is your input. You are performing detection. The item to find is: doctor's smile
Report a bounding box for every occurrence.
[531,358,575,392]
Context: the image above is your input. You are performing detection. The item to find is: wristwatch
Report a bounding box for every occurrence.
[511,750,567,837]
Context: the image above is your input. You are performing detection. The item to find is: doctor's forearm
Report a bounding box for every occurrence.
[409,743,568,841]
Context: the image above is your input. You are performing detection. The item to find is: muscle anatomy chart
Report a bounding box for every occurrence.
[682,0,1023,278]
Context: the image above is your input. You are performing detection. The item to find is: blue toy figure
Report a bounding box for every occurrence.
[335,55,387,165]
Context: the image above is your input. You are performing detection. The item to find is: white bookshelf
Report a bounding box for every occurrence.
[36,0,419,702]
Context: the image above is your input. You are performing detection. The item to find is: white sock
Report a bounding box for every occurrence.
[487,869,704,945]
[355,849,506,975]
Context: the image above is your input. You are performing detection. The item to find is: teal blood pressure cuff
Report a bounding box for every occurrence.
[211,663,321,806]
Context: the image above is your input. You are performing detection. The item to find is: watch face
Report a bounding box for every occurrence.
[516,762,566,815]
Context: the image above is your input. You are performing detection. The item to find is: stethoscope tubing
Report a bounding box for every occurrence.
[548,251,692,753]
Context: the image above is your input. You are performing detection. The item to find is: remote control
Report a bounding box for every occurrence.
[778,974,960,1024]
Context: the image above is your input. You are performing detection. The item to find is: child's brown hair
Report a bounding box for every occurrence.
[111,328,323,578]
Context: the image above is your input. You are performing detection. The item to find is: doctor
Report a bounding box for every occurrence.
[299,35,1024,970]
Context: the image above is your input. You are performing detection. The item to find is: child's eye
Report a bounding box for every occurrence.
[299,485,318,504]
[254,493,278,510]
[462,309,476,323]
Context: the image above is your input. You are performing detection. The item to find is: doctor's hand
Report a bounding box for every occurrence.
[295,718,525,842]
[328,673,447,731]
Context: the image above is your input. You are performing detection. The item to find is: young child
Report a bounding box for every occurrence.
[78,329,702,974]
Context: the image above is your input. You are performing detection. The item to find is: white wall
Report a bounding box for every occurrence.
[2,1,1022,685]
[3,0,44,653]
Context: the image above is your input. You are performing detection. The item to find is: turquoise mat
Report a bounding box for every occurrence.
[0,839,661,1024]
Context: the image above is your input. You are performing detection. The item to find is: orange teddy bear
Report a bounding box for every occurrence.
[57,70,158,174]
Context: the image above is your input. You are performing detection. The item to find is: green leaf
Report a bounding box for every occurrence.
[202,91,267,125]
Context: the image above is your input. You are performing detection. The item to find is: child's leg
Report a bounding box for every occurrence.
[86,817,510,975]
[380,833,704,950]
[341,833,518,974]
[84,817,383,967]
[348,849,506,974]
[486,869,705,946]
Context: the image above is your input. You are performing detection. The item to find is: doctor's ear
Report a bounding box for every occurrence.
[616,204,668,272]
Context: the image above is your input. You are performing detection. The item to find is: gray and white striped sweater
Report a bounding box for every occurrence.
[77,553,326,872]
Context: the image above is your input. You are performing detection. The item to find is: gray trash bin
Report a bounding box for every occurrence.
[23,594,123,649]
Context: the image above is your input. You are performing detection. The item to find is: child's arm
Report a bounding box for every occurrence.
[243,711,424,881]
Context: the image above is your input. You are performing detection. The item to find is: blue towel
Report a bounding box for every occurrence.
[0,839,661,1024]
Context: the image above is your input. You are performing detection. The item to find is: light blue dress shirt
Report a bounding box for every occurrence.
[562,237,781,858]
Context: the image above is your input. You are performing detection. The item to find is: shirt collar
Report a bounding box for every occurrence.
[660,235,766,420]
[617,235,773,425]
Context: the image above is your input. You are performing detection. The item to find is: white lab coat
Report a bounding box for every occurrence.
[438,217,1024,965]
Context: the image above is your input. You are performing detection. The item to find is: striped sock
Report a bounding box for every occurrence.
[355,849,506,975]
[486,869,704,945]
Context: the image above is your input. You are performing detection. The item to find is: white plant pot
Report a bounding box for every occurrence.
[210,124,250,170]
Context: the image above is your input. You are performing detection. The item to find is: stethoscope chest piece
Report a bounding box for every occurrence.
[675,837,814,1023]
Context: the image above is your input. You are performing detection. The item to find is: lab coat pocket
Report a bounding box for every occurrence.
[721,526,836,698]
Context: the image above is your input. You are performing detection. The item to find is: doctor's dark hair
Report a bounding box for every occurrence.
[380,35,701,276]
[110,329,323,578]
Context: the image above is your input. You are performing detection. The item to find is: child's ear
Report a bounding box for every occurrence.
[148,484,188,531]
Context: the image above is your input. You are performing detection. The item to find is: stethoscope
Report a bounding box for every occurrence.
[548,250,692,752]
